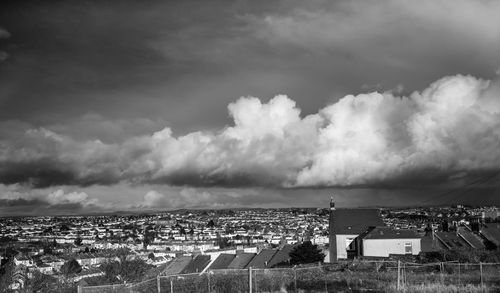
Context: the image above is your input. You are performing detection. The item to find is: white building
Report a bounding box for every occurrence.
[328,199,385,262]
[359,226,421,257]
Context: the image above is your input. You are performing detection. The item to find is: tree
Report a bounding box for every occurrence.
[27,271,57,292]
[216,237,231,249]
[60,259,82,276]
[120,258,151,282]
[74,236,83,246]
[102,258,152,283]
[0,258,15,291]
[289,241,325,265]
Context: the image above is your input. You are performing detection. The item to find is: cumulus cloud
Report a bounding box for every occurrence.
[0,27,9,39]
[0,51,8,62]
[141,189,217,209]
[139,187,283,209]
[46,189,97,206]
[1,74,500,188]
[0,184,102,215]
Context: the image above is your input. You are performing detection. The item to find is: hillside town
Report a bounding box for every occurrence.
[1,204,500,291]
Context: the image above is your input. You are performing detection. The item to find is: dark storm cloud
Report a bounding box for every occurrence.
[0,197,44,207]
[1,0,499,131]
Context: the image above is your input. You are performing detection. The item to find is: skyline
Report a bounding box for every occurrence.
[1,0,500,215]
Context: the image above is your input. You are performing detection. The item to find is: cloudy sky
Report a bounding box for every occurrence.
[1,0,500,215]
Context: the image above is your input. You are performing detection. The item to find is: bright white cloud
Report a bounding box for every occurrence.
[46,189,97,206]
[141,188,243,209]
[0,184,100,208]
[1,74,500,188]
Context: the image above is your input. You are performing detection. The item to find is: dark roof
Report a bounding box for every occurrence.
[361,227,420,240]
[481,224,500,247]
[420,234,446,252]
[330,208,385,235]
[245,249,277,269]
[266,244,296,268]
[435,232,470,249]
[181,255,211,274]
[457,227,485,249]
[227,253,255,269]
[162,256,192,276]
[208,254,235,270]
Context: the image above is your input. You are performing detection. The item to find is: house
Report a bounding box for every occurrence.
[456,227,485,249]
[245,249,276,269]
[480,223,500,248]
[434,231,470,250]
[14,255,34,267]
[266,244,296,268]
[181,255,211,274]
[328,199,385,262]
[227,253,255,269]
[207,254,235,270]
[358,226,421,257]
[162,256,192,276]
[148,256,170,267]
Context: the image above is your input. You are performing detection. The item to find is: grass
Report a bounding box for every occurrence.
[78,262,500,293]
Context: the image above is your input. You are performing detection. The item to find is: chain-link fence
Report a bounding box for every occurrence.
[399,262,500,292]
[80,261,500,293]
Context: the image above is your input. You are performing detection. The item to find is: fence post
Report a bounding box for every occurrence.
[479,262,483,290]
[293,265,297,293]
[157,275,161,293]
[248,267,252,293]
[207,272,211,293]
[77,285,82,293]
[324,272,328,293]
[402,262,406,288]
[397,260,401,290]
[458,262,461,285]
[170,278,174,293]
[440,262,443,284]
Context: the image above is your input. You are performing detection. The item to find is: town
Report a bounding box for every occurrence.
[1,203,499,291]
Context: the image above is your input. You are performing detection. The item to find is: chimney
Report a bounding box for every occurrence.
[330,196,336,211]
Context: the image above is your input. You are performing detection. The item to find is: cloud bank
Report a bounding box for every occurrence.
[0,184,102,215]
[1,74,500,188]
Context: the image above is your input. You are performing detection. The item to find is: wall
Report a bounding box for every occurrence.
[335,234,359,260]
[362,238,421,257]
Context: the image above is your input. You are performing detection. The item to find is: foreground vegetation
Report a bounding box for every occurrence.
[2,248,500,292]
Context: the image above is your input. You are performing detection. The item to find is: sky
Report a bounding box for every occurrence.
[1,0,500,215]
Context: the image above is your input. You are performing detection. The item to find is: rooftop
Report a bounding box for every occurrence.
[361,227,420,240]
[208,254,235,270]
[330,208,385,235]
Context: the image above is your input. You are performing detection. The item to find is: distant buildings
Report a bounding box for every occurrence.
[482,207,500,221]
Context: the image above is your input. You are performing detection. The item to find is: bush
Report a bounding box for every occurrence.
[289,241,325,265]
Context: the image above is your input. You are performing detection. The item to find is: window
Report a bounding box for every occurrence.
[346,238,355,251]
[405,242,412,254]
